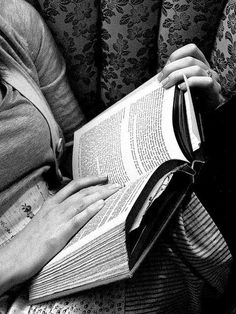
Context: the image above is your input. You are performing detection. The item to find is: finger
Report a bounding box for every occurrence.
[160,65,208,89]
[65,183,122,211]
[76,182,122,197]
[158,57,208,84]
[205,68,220,83]
[167,44,209,67]
[177,76,222,111]
[52,175,108,204]
[70,199,105,233]
[178,76,221,94]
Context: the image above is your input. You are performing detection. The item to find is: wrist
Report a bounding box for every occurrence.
[0,232,47,295]
[0,242,24,295]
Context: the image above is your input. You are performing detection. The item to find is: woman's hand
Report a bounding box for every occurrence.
[0,176,121,295]
[157,43,224,112]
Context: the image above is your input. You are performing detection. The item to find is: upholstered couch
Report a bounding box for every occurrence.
[24,0,236,311]
[26,0,235,121]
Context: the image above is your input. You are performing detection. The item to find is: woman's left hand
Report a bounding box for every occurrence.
[157,44,224,112]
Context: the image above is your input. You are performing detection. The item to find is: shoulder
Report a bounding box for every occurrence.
[1,0,38,20]
[0,0,44,38]
[0,0,51,63]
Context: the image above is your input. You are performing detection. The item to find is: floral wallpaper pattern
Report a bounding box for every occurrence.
[34,0,101,119]
[211,0,236,100]
[27,0,233,119]
[157,0,226,69]
[99,0,161,107]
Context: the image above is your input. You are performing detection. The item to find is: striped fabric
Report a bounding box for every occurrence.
[124,193,232,313]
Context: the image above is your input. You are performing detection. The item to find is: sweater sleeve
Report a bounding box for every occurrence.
[7,0,86,144]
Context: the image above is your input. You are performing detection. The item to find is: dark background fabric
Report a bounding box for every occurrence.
[195,97,236,311]
[26,0,233,119]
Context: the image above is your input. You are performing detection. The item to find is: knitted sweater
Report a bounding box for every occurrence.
[0,0,85,245]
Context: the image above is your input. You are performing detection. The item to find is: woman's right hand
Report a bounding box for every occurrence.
[0,176,121,295]
[157,44,224,112]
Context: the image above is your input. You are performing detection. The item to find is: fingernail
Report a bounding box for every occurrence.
[161,76,170,88]
[108,183,122,190]
[157,71,164,82]
[99,174,108,180]
[178,83,186,90]
[96,199,104,208]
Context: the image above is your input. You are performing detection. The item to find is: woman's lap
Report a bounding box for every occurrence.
[7,194,232,314]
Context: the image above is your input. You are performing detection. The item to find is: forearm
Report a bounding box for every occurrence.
[0,221,53,296]
[0,227,55,296]
[0,176,120,296]
[0,239,30,295]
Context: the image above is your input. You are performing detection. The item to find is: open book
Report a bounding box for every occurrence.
[29,74,205,303]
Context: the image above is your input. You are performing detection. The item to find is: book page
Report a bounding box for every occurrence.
[129,171,173,232]
[73,75,187,185]
[68,172,151,245]
[48,169,158,264]
[183,74,201,151]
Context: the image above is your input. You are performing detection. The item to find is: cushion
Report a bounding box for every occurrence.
[28,0,229,119]
[36,0,101,119]
[210,0,236,100]
[157,0,226,70]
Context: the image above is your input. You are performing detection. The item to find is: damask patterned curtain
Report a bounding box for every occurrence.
[211,0,236,100]
[27,0,228,119]
[33,0,162,119]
